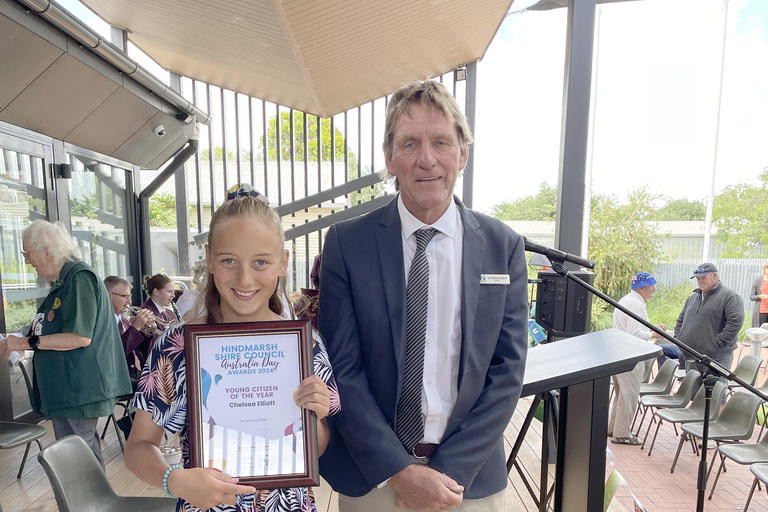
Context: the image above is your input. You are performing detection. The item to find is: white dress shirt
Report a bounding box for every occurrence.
[397,195,463,444]
[151,299,167,315]
[612,290,651,340]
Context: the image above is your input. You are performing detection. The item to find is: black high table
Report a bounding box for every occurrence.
[512,329,661,512]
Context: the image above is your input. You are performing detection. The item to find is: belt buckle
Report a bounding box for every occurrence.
[409,445,425,460]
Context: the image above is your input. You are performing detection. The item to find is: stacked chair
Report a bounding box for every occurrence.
[637,369,701,448]
[38,435,176,512]
[670,390,763,474]
[631,359,678,436]
[707,371,768,507]
[708,422,768,500]
[644,380,727,456]
[0,357,48,479]
[726,355,762,397]
[743,463,768,511]
[0,420,47,479]
[19,358,127,452]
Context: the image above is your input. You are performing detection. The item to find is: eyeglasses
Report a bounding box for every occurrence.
[109,291,132,300]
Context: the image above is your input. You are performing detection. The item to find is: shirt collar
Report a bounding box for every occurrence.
[397,194,460,241]
[152,299,166,314]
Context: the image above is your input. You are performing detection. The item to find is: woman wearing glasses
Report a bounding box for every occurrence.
[0,220,131,466]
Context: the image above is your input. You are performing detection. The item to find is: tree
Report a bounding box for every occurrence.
[712,169,768,257]
[262,112,347,163]
[647,198,706,221]
[149,193,177,228]
[200,147,236,162]
[588,189,662,327]
[70,192,98,219]
[490,182,557,221]
[260,112,383,205]
[149,193,198,228]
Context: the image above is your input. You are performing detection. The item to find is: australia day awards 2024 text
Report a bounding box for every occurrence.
[188,323,311,483]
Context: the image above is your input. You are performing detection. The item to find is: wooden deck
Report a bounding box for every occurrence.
[1,398,564,512]
[6,357,768,511]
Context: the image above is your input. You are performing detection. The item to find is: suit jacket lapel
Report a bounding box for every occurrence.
[458,200,483,389]
[376,199,406,372]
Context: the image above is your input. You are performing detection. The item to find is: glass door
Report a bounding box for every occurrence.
[0,135,51,420]
[67,153,132,281]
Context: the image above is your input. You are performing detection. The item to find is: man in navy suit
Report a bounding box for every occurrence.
[319,80,528,511]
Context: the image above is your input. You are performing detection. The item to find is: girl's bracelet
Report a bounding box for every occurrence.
[162,464,183,498]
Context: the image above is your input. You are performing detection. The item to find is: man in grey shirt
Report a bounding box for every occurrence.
[675,262,744,376]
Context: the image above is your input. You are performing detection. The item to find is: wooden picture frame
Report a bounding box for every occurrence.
[185,319,317,488]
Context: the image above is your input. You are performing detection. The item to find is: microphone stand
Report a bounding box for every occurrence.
[543,257,768,512]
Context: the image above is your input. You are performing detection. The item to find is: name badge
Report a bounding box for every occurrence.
[480,274,510,285]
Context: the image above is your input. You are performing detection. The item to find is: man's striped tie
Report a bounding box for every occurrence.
[396,227,439,451]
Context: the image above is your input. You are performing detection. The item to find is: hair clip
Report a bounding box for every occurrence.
[226,183,268,203]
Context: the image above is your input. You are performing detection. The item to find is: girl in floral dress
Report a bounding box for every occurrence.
[125,185,340,512]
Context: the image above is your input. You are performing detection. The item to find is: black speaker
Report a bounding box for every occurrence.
[535,270,594,338]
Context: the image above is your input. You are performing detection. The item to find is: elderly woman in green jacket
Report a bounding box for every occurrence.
[0,220,131,466]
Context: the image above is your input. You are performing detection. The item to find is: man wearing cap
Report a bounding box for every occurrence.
[608,272,665,445]
[675,263,744,378]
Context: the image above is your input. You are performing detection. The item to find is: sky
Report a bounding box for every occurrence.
[58,0,768,215]
[473,0,768,213]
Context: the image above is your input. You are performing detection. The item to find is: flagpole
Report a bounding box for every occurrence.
[703,0,730,260]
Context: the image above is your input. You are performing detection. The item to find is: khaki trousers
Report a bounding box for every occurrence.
[607,361,646,438]
[338,483,505,512]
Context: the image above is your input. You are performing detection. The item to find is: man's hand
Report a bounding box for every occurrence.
[389,464,463,511]
[651,324,667,339]
[3,335,29,352]
[131,308,155,332]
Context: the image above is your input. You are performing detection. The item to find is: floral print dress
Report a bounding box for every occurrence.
[132,323,340,512]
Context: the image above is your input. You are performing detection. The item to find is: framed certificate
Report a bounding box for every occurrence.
[185,320,318,488]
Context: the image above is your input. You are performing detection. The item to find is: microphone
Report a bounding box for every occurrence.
[523,237,595,270]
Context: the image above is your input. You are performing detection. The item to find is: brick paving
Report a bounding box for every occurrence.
[608,366,768,511]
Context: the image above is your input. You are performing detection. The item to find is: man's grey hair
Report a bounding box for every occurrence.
[22,220,81,266]
[104,275,131,290]
[382,80,474,156]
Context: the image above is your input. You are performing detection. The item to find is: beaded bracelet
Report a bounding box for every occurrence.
[162,464,183,498]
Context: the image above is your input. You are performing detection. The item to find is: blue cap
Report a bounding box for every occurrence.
[631,272,657,290]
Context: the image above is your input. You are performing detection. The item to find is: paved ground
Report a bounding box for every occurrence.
[4,348,768,511]
[608,361,768,512]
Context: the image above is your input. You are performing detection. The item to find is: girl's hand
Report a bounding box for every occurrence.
[293,375,330,421]
[167,467,255,509]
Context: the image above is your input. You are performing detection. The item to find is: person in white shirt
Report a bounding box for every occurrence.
[608,272,665,445]
[319,80,528,512]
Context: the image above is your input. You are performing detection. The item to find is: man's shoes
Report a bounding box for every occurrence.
[611,436,642,446]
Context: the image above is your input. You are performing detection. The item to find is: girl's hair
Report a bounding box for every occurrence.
[22,220,81,266]
[145,273,172,296]
[203,190,287,323]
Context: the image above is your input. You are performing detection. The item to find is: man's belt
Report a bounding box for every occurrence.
[410,443,439,458]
